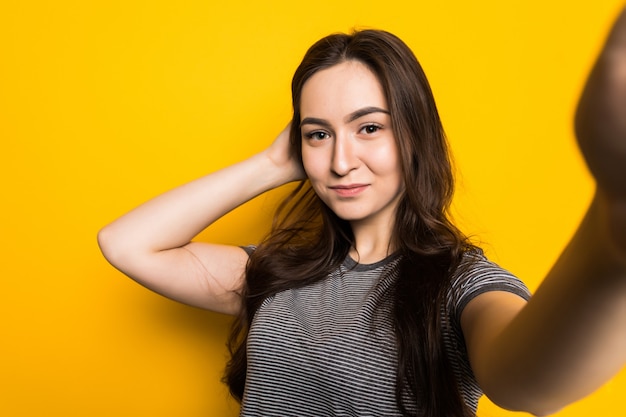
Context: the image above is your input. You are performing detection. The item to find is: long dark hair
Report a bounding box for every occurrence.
[224,29,476,417]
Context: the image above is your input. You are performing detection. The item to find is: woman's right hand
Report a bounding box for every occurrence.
[98,124,307,315]
[264,123,307,184]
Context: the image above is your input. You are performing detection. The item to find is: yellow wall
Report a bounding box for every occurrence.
[1,0,624,415]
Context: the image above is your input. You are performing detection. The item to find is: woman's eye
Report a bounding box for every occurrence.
[306,131,329,140]
[362,124,381,134]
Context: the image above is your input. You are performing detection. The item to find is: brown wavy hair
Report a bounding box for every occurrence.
[224,29,477,417]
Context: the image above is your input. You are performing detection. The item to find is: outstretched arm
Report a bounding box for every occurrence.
[97,125,303,315]
[462,7,626,415]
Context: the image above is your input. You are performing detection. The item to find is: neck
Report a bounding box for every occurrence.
[349,219,396,264]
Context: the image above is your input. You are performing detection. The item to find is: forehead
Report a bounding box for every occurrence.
[300,61,388,118]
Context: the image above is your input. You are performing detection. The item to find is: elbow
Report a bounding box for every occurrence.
[97,223,156,279]
[97,223,130,268]
[97,224,116,264]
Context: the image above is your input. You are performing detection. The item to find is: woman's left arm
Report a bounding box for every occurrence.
[462,7,626,416]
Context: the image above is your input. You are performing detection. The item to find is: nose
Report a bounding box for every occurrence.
[331,133,359,177]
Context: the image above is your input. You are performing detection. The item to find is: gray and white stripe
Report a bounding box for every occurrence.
[240,252,530,416]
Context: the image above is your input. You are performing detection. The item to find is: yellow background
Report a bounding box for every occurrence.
[1,0,625,415]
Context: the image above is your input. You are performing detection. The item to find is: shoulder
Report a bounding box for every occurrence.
[241,244,256,256]
[448,250,531,321]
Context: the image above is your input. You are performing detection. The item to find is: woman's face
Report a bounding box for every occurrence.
[300,60,404,229]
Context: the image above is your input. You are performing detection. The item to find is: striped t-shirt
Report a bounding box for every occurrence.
[240,251,530,416]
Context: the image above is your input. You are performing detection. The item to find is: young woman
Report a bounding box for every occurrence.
[98,8,626,417]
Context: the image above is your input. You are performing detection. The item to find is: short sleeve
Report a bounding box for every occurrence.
[240,245,256,257]
[449,252,531,323]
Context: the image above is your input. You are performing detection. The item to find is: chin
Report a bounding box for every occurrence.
[331,209,371,223]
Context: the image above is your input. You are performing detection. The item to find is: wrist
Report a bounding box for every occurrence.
[255,149,304,188]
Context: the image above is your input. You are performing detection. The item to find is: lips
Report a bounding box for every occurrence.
[328,184,369,197]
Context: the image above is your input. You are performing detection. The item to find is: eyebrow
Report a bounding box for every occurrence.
[345,106,390,123]
[300,106,390,129]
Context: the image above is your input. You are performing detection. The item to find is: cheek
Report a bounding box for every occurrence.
[368,143,401,175]
[301,148,324,179]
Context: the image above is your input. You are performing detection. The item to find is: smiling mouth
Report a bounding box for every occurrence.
[329,184,369,197]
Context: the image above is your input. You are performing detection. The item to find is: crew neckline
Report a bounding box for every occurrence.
[343,252,401,272]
